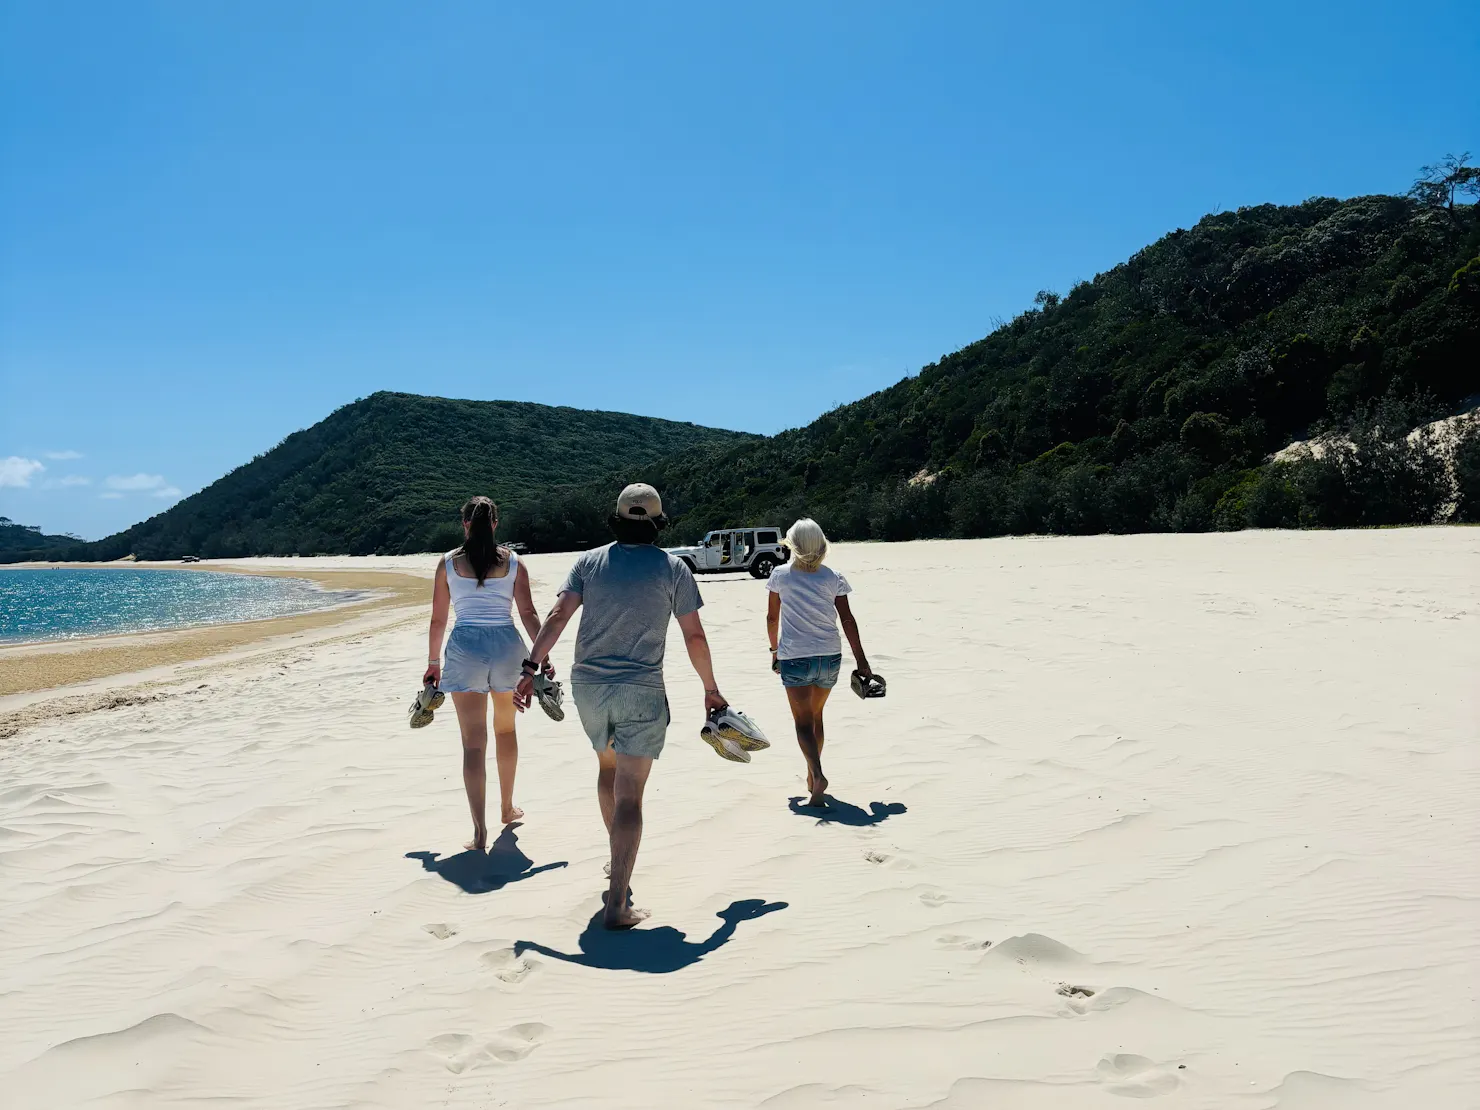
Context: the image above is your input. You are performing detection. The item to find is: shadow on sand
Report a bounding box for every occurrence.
[514,898,787,974]
[788,796,908,826]
[406,823,568,894]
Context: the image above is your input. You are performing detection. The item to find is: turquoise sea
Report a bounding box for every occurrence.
[0,568,364,644]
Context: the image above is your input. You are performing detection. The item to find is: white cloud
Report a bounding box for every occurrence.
[0,456,45,488]
[152,486,183,499]
[99,491,125,500]
[45,450,84,460]
[105,473,168,491]
[41,475,92,489]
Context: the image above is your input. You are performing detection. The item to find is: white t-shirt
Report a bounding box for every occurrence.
[768,562,851,660]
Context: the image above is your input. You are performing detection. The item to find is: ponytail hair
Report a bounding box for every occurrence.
[458,496,502,585]
[784,518,828,571]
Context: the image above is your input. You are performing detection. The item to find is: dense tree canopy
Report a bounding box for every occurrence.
[605,190,1480,545]
[0,518,79,558]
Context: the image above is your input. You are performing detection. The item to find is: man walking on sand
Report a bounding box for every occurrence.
[515,483,729,929]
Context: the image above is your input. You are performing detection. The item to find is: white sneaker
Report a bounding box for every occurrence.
[700,721,751,763]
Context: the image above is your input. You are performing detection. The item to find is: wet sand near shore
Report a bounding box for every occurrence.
[0,564,431,699]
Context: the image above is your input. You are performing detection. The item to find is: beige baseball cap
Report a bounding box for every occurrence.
[615,482,663,520]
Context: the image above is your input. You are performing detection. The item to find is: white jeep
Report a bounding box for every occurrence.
[666,527,789,578]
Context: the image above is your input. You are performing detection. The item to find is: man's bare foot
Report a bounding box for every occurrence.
[501,805,524,825]
[602,905,650,930]
[465,826,487,852]
[807,775,828,808]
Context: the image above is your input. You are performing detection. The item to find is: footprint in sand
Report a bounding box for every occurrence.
[428,1024,550,1073]
[1057,983,1096,998]
[481,946,537,985]
[936,934,991,949]
[919,890,949,907]
[422,923,458,940]
[863,850,889,864]
[1096,1053,1179,1097]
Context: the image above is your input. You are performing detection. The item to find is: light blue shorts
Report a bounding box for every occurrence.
[778,653,842,689]
[571,683,670,760]
[441,623,528,694]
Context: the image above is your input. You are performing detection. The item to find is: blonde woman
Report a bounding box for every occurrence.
[765,518,873,806]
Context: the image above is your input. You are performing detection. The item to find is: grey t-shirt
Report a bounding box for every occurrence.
[561,542,703,688]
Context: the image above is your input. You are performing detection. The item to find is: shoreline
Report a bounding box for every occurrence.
[0,561,433,699]
[0,563,380,650]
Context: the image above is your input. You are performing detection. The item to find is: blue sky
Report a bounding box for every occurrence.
[2,1,1475,539]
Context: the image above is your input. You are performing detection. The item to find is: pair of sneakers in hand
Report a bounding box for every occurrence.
[408,671,564,729]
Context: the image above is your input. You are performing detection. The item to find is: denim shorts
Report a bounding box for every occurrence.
[778,653,842,689]
[571,683,670,759]
[441,623,528,694]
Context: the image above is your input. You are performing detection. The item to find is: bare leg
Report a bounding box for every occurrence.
[451,692,490,850]
[786,685,827,806]
[491,692,523,824]
[812,684,831,757]
[596,744,617,877]
[596,742,617,835]
[604,751,654,929]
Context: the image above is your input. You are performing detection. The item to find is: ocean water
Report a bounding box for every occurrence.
[0,568,364,644]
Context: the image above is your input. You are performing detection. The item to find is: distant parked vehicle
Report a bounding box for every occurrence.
[506,542,528,554]
[666,527,788,579]
[180,555,200,563]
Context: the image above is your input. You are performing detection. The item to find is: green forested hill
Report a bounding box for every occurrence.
[578,189,1479,544]
[63,395,754,560]
[0,518,80,559]
[13,179,1478,564]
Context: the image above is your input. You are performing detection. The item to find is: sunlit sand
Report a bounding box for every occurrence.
[0,530,1474,1107]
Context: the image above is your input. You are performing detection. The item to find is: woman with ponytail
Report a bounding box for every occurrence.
[765,518,874,807]
[425,496,550,849]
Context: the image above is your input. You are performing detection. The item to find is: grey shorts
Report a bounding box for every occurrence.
[441,623,528,694]
[571,683,670,760]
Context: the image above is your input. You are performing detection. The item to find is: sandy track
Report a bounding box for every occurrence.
[0,531,1475,1108]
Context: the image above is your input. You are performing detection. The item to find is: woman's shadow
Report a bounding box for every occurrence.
[514,898,787,974]
[406,823,568,894]
[788,796,907,826]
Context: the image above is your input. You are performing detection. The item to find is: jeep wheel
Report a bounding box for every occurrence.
[750,555,776,579]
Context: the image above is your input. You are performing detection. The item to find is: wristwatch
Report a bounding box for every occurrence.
[521,658,540,675]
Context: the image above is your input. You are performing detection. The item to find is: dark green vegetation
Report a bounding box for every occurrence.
[8,162,1477,562]
[5,396,754,561]
[0,518,81,560]
[607,172,1480,545]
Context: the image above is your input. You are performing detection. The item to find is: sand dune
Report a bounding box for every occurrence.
[0,530,1475,1108]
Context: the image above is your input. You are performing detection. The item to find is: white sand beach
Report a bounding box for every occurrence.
[0,530,1475,1109]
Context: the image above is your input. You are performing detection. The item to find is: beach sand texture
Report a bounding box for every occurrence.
[0,531,1475,1108]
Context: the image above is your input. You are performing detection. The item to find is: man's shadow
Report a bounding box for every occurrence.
[514,898,787,974]
[788,796,908,826]
[406,823,568,894]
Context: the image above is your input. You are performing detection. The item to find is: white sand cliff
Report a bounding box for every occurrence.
[1,529,1475,1108]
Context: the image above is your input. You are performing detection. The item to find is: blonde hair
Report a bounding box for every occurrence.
[784,518,828,571]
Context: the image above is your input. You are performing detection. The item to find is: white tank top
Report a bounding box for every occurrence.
[445,548,518,626]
